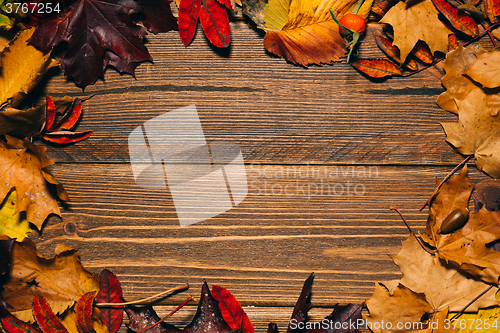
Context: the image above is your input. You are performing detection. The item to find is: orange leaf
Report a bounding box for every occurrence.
[485,0,500,22]
[51,99,83,131]
[432,0,479,36]
[42,131,93,144]
[43,95,55,132]
[350,59,401,78]
[212,285,254,333]
[76,292,97,333]
[411,41,434,64]
[448,34,459,51]
[0,309,40,333]
[33,296,70,333]
[374,35,417,70]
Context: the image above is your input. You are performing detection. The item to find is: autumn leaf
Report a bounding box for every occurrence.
[448,305,500,333]
[374,35,417,70]
[0,135,68,228]
[391,236,497,313]
[0,308,40,333]
[212,285,254,333]
[135,0,178,34]
[262,0,357,66]
[484,0,500,22]
[285,273,313,333]
[350,59,401,78]
[431,0,478,36]
[440,89,500,178]
[240,0,267,28]
[0,190,31,242]
[472,179,500,212]
[57,303,109,333]
[465,50,500,89]
[125,305,181,333]
[178,0,231,48]
[28,0,152,88]
[33,296,70,333]
[76,293,97,333]
[0,27,58,108]
[312,303,364,333]
[0,104,46,138]
[412,41,434,64]
[380,0,450,63]
[364,283,432,333]
[96,269,123,333]
[1,238,100,322]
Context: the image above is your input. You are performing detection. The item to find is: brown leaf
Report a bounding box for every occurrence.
[380,0,450,62]
[0,136,67,228]
[1,238,100,322]
[125,305,181,333]
[466,49,500,88]
[350,59,402,78]
[472,179,500,212]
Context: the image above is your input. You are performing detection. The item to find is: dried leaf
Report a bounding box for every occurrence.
[286,273,313,333]
[466,50,500,88]
[472,179,500,212]
[432,0,478,36]
[1,238,100,322]
[380,0,450,62]
[0,104,45,138]
[33,296,70,333]
[484,0,500,22]
[96,269,123,333]
[448,306,500,333]
[0,236,14,276]
[212,285,254,333]
[125,305,181,333]
[76,293,97,333]
[240,0,267,28]
[264,0,289,30]
[350,59,401,78]
[136,0,178,34]
[0,190,31,242]
[0,136,68,228]
[374,35,417,70]
[412,40,434,64]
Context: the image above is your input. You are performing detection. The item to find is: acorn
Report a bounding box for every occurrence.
[439,208,469,234]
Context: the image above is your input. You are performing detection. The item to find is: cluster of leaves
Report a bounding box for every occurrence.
[364,166,500,332]
[0,234,254,333]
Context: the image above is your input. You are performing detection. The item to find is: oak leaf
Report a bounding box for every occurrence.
[0,238,100,322]
[441,89,500,178]
[380,0,450,63]
[0,190,31,242]
[0,135,68,228]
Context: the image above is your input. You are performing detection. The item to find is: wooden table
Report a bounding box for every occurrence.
[28,16,488,332]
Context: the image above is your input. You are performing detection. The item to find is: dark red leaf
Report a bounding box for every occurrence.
[303,303,364,333]
[136,0,178,34]
[51,99,82,132]
[350,59,401,78]
[42,131,93,144]
[103,52,141,78]
[431,0,479,36]
[485,0,500,22]
[267,323,279,333]
[212,285,254,333]
[32,296,70,333]
[0,308,40,333]
[28,0,152,88]
[0,238,14,277]
[96,269,124,333]
[125,305,181,333]
[286,273,314,333]
[184,281,241,333]
[76,292,96,333]
[43,95,55,132]
[178,0,230,48]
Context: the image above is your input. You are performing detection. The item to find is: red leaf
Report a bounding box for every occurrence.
[32,296,69,333]
[135,0,178,34]
[43,96,55,132]
[212,286,254,333]
[216,0,231,9]
[0,308,40,333]
[374,35,417,70]
[448,34,459,51]
[178,0,230,48]
[51,99,82,132]
[76,292,97,333]
[484,0,500,22]
[28,0,152,88]
[411,41,434,64]
[42,131,93,144]
[431,0,479,36]
[350,59,401,78]
[96,269,124,333]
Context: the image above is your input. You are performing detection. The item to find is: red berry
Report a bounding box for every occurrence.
[339,13,366,35]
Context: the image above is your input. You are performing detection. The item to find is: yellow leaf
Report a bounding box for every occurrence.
[448,306,500,333]
[380,0,450,63]
[0,190,30,241]
[264,0,289,30]
[0,27,58,108]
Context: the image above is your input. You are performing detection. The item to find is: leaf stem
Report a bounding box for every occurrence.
[390,207,436,254]
[136,296,194,333]
[95,283,189,307]
[419,156,471,211]
[353,0,364,15]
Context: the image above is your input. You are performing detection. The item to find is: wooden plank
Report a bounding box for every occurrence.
[31,163,487,309]
[35,23,462,165]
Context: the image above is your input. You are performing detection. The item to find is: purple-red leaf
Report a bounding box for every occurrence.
[125,305,181,333]
[432,0,479,36]
[286,273,313,333]
[28,0,152,88]
[305,303,364,333]
[33,296,70,333]
[350,59,402,78]
[76,292,97,333]
[136,0,178,34]
[212,285,254,333]
[96,269,124,333]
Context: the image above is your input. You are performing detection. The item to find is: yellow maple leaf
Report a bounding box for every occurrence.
[448,306,500,333]
[380,0,450,63]
[0,190,30,241]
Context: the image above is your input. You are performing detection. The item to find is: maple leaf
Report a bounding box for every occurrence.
[380,0,450,63]
[0,238,100,322]
[465,50,500,89]
[0,27,58,108]
[448,304,500,333]
[364,283,432,333]
[262,0,359,66]
[178,0,231,48]
[0,190,31,242]
[441,89,500,178]
[136,0,178,34]
[28,0,152,88]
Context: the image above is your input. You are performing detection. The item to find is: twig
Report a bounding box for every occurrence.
[419,156,471,211]
[448,285,494,321]
[390,207,436,254]
[136,296,194,333]
[95,283,189,307]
